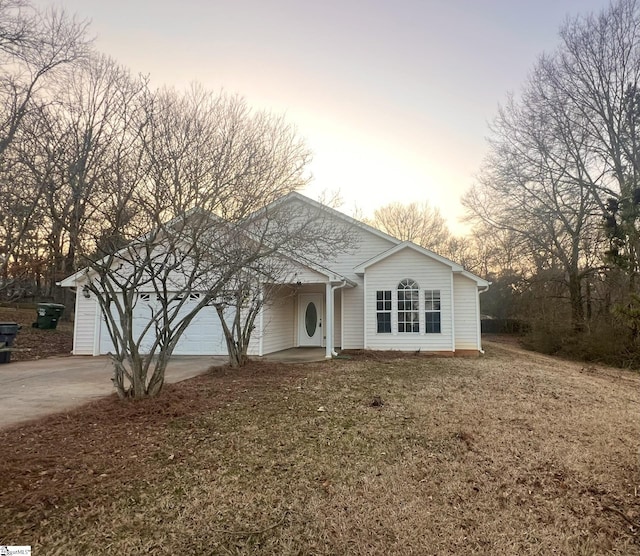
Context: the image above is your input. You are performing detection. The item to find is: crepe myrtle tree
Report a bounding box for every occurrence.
[82,210,245,398]
[212,267,290,368]
[212,197,358,367]
[78,86,354,399]
[212,193,356,367]
[83,195,353,398]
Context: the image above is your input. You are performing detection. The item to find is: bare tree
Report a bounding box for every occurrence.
[79,86,354,398]
[0,1,90,157]
[211,197,354,368]
[0,0,89,295]
[369,201,451,253]
[32,54,149,302]
[534,0,640,296]
[212,260,292,368]
[462,0,627,331]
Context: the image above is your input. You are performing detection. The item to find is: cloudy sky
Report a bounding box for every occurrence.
[36,0,610,233]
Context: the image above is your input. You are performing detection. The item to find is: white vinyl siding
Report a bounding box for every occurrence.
[364,249,453,351]
[283,263,328,284]
[330,227,398,350]
[453,274,480,350]
[253,288,296,355]
[327,227,397,278]
[334,290,342,348]
[342,281,365,349]
[73,289,98,355]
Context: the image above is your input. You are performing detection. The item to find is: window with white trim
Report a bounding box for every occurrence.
[376,290,392,333]
[424,289,441,333]
[397,279,419,333]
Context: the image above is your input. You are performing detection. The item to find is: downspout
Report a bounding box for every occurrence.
[258,286,264,357]
[450,273,455,354]
[330,280,348,357]
[325,282,332,359]
[477,284,490,354]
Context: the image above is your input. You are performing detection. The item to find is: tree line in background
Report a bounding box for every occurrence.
[5,0,640,375]
[0,1,313,297]
[0,0,356,397]
[466,0,640,366]
[373,0,640,367]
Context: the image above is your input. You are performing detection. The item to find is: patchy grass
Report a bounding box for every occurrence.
[1,343,639,554]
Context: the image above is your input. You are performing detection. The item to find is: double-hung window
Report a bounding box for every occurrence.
[376,290,392,333]
[424,289,441,333]
[397,279,420,333]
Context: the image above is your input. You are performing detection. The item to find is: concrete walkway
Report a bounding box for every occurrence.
[260,347,327,363]
[0,355,224,430]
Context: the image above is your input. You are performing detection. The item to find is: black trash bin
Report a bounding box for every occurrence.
[0,322,20,363]
[33,303,65,330]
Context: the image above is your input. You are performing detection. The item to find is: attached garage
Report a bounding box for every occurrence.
[70,289,229,356]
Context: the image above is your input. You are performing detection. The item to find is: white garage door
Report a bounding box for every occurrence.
[99,292,228,355]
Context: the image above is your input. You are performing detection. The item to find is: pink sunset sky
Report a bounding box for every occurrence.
[36,0,609,233]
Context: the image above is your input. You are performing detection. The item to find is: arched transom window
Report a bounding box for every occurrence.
[397,279,419,333]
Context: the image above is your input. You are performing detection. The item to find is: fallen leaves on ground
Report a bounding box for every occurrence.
[0,307,72,361]
[0,345,639,555]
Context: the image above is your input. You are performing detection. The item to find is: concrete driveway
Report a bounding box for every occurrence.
[0,355,224,429]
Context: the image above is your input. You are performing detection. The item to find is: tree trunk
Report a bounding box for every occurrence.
[585,277,592,330]
[568,273,585,332]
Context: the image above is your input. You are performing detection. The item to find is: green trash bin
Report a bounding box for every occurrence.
[33,303,65,329]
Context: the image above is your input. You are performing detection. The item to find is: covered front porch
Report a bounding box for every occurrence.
[253,274,355,358]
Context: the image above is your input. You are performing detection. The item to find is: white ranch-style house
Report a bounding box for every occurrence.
[60,193,489,358]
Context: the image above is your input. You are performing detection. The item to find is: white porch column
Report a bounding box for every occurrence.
[325,281,333,359]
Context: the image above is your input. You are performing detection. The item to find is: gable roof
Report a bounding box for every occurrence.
[58,207,222,287]
[276,251,357,286]
[353,241,490,287]
[261,191,402,246]
[59,191,489,290]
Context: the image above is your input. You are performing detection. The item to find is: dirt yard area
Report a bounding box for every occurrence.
[1,343,639,555]
[0,306,72,361]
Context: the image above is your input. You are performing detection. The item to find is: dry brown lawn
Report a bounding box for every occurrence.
[1,342,639,555]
